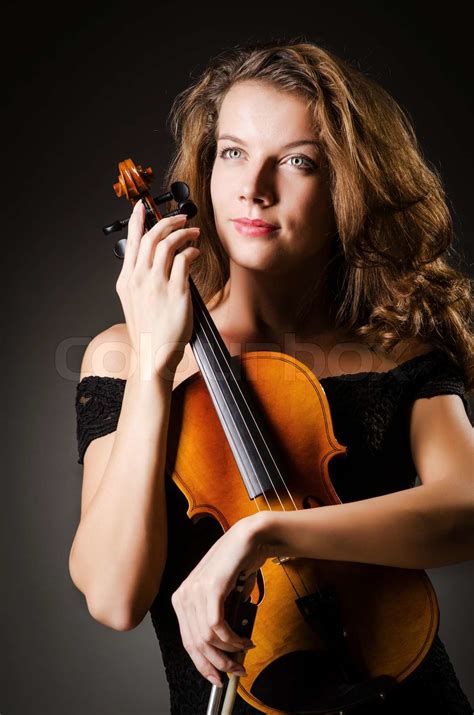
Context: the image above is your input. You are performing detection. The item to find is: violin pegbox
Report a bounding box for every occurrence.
[102,157,198,259]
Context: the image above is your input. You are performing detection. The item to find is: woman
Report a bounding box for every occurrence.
[71,40,474,713]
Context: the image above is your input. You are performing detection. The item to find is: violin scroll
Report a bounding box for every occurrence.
[112,160,154,199]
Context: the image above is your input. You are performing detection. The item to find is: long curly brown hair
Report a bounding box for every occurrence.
[164,38,474,392]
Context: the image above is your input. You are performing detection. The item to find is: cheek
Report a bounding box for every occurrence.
[300,182,335,232]
[210,167,226,220]
[283,193,335,250]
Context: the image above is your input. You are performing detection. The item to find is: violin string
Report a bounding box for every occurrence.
[190,286,320,596]
[191,317,279,513]
[196,301,319,608]
[192,291,298,511]
[192,300,293,510]
[192,306,319,597]
[191,322,305,599]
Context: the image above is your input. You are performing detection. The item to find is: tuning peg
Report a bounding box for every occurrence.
[154,181,190,205]
[103,204,155,234]
[114,238,127,259]
[102,218,129,235]
[162,200,198,220]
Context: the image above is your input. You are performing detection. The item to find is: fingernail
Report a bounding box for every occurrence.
[208,676,222,688]
[233,667,247,676]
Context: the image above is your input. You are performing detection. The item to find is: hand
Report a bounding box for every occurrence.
[171,513,271,687]
[115,200,201,383]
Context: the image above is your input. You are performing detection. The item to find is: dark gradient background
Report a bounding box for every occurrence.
[2,1,473,713]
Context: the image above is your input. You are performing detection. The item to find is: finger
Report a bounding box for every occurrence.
[135,214,187,273]
[241,572,257,602]
[152,227,200,281]
[207,594,253,652]
[121,200,145,274]
[188,600,247,679]
[169,246,201,291]
[195,597,247,655]
[174,602,232,685]
[190,644,225,688]
[174,596,227,686]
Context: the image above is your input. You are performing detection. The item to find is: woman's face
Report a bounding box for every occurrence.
[210,80,336,274]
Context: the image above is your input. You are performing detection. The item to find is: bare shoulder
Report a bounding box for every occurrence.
[390,338,436,365]
[79,323,201,389]
[376,338,434,370]
[79,323,132,381]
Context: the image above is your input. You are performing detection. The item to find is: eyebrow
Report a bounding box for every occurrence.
[217,134,320,150]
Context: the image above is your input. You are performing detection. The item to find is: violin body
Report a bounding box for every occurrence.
[166,352,439,715]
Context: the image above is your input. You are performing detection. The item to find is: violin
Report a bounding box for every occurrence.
[104,158,439,715]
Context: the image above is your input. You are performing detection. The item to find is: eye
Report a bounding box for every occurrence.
[287,155,317,171]
[219,146,242,159]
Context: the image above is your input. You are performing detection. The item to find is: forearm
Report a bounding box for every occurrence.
[69,373,173,628]
[258,480,474,569]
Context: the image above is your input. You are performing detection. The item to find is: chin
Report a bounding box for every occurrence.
[226,241,278,263]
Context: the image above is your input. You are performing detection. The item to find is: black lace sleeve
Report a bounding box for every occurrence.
[409,350,471,422]
[75,376,126,464]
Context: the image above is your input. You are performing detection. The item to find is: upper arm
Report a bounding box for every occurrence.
[409,394,474,495]
[78,325,195,518]
[80,322,132,382]
[79,323,133,518]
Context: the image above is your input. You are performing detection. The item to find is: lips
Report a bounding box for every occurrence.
[232,218,279,237]
[232,218,279,229]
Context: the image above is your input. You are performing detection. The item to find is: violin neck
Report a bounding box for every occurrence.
[188,278,282,500]
[188,277,233,381]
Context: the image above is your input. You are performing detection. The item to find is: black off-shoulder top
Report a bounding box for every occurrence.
[75,349,473,714]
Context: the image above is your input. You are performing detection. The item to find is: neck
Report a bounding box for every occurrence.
[216,251,334,346]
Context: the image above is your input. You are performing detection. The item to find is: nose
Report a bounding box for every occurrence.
[239,160,276,206]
